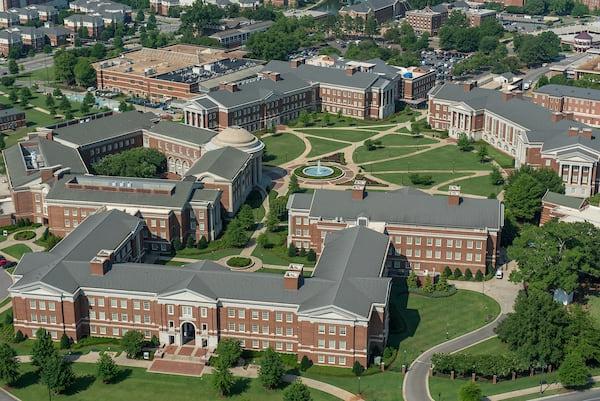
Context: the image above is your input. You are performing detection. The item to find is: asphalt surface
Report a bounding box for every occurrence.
[0,54,53,76]
[544,388,600,401]
[403,314,506,401]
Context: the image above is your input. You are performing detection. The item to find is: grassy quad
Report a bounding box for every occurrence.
[364,145,495,172]
[300,129,378,143]
[445,174,503,197]
[262,133,306,166]
[476,141,515,169]
[353,145,427,164]
[307,136,350,158]
[378,134,439,147]
[372,172,473,189]
[301,285,500,401]
[1,244,32,259]
[5,363,340,401]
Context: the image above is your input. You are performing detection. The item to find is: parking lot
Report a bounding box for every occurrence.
[420,49,467,82]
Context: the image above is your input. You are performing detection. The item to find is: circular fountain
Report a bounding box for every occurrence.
[294,160,344,181]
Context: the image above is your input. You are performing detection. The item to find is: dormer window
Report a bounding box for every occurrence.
[357,217,368,227]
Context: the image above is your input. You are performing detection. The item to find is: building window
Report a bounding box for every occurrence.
[339,356,346,366]
[318,324,325,334]
[238,309,245,319]
[318,339,325,348]
[110,299,117,308]
[133,301,140,310]
[167,305,174,315]
[328,356,335,364]
[200,307,208,318]
[143,301,150,310]
[275,312,282,322]
[328,326,336,335]
[252,310,259,320]
[228,309,235,318]
[120,299,127,309]
[261,311,269,320]
[182,306,193,318]
[286,313,293,323]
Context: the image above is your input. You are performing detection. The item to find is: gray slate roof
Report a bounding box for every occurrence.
[542,190,586,210]
[431,83,600,153]
[289,187,502,230]
[146,120,216,145]
[0,108,23,118]
[11,215,390,319]
[45,174,199,209]
[185,146,250,180]
[3,137,88,189]
[535,84,600,102]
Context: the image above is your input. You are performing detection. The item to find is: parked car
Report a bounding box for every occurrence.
[495,268,503,279]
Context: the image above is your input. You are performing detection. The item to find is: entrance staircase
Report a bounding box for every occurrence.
[148,342,209,376]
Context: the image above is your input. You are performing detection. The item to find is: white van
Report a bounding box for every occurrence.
[495,269,503,279]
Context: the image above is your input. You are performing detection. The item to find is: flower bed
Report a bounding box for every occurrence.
[226,256,252,268]
[14,230,36,241]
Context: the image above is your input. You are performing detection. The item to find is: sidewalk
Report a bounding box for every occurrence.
[487,375,600,401]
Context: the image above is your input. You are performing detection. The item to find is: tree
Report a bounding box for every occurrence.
[45,94,55,109]
[558,351,589,388]
[267,211,279,232]
[307,249,316,262]
[135,9,145,23]
[74,58,96,88]
[97,353,119,384]
[237,204,255,231]
[212,359,235,396]
[490,167,504,186]
[90,43,107,60]
[453,268,463,279]
[288,174,300,194]
[457,133,473,152]
[31,328,57,369]
[19,87,31,105]
[197,235,208,249]
[299,111,310,127]
[504,167,563,223]
[14,330,25,343]
[365,15,378,37]
[496,290,572,366]
[53,50,77,85]
[80,101,90,114]
[8,59,18,75]
[352,361,365,376]
[459,382,482,401]
[223,218,249,248]
[443,266,452,278]
[300,355,312,372]
[83,91,95,107]
[113,35,124,50]
[436,274,450,292]
[41,353,75,395]
[119,100,132,112]
[464,269,473,281]
[422,275,434,293]
[8,90,17,103]
[0,343,19,385]
[121,330,144,359]
[288,244,297,257]
[1,76,15,86]
[215,339,242,368]
[508,220,600,292]
[475,270,484,281]
[524,0,546,14]
[284,379,313,401]
[59,96,71,111]
[60,333,70,349]
[186,235,195,248]
[259,348,284,389]
[407,271,419,289]
[571,1,589,16]
[53,88,63,97]
[477,144,488,162]
[93,148,166,178]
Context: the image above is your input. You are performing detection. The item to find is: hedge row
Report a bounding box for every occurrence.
[432,352,530,379]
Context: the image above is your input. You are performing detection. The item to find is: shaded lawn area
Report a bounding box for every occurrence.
[252,229,315,267]
[1,244,32,259]
[175,247,240,260]
[460,336,508,356]
[445,174,503,197]
[262,133,306,166]
[307,136,349,158]
[353,145,427,164]
[476,141,515,169]
[303,285,500,401]
[378,134,439,146]
[372,172,472,188]
[300,129,378,143]
[365,145,495,172]
[6,363,340,401]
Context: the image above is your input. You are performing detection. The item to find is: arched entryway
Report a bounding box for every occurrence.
[181,322,196,345]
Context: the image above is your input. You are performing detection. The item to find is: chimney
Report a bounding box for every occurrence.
[462,81,476,92]
[568,127,579,137]
[219,82,238,93]
[264,71,281,82]
[551,112,563,123]
[563,111,574,121]
[501,91,513,102]
[40,167,55,183]
[283,263,304,290]
[352,179,366,200]
[580,128,593,139]
[345,66,357,76]
[448,185,461,206]
[289,58,305,68]
[90,250,113,276]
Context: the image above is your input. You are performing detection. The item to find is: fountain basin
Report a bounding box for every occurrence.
[302,165,334,177]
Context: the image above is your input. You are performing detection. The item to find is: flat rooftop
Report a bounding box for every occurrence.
[575,56,600,74]
[155,58,260,84]
[93,45,247,78]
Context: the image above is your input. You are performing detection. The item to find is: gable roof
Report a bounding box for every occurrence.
[542,190,586,210]
[535,84,600,102]
[185,146,250,180]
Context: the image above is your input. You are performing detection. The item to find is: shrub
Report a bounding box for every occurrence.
[407,271,419,289]
[226,257,252,268]
[299,247,307,257]
[383,346,397,367]
[464,269,473,281]
[14,330,25,343]
[442,266,452,278]
[409,174,434,186]
[431,352,529,378]
[121,330,144,359]
[186,235,195,248]
[283,379,312,401]
[435,275,449,292]
[300,355,312,371]
[453,268,463,279]
[475,270,484,281]
[97,353,119,384]
[558,351,590,389]
[352,361,365,376]
[459,382,482,401]
[422,275,434,293]
[197,235,208,249]
[60,333,70,349]
[288,244,297,257]
[307,249,316,262]
[14,230,35,240]
[4,311,12,325]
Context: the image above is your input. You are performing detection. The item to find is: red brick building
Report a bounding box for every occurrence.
[406,5,447,35]
[428,82,600,198]
[532,84,600,127]
[9,210,392,368]
[287,181,503,277]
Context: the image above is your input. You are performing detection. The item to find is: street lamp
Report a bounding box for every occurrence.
[358,376,361,394]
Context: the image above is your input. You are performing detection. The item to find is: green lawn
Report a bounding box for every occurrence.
[307,136,349,157]
[353,145,427,164]
[372,172,472,188]
[252,229,315,267]
[445,174,503,197]
[588,295,600,328]
[1,244,32,259]
[355,125,396,131]
[378,134,439,146]
[300,129,378,143]
[476,141,515,169]
[6,363,340,401]
[262,133,306,166]
[460,336,508,356]
[18,66,56,84]
[257,267,313,277]
[175,247,240,260]
[364,146,495,172]
[303,285,500,401]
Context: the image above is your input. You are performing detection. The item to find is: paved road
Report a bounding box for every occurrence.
[403,314,506,401]
[544,388,600,401]
[0,54,54,76]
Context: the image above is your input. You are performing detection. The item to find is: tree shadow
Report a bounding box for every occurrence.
[113,368,132,384]
[12,370,40,389]
[387,279,421,349]
[65,374,96,395]
[230,377,250,396]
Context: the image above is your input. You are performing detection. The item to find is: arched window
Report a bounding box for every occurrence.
[168,157,175,173]
[175,159,182,175]
[182,161,189,174]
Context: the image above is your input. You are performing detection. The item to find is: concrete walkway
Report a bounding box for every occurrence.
[487,376,600,401]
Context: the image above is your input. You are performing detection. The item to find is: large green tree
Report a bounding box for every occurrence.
[97,353,120,384]
[31,328,57,369]
[283,379,312,401]
[508,220,600,292]
[212,359,235,396]
[74,58,96,88]
[215,339,242,368]
[121,330,145,359]
[41,353,75,395]
[259,348,284,389]
[0,343,19,385]
[92,148,166,178]
[53,50,78,85]
[558,351,590,388]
